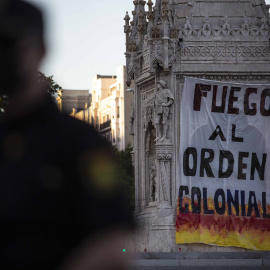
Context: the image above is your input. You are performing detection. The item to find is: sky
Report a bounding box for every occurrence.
[27,0,134,91]
[27,0,270,91]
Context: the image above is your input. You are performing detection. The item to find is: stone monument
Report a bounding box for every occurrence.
[124,0,270,252]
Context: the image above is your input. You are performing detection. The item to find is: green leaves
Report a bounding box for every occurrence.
[37,71,61,98]
[115,146,135,211]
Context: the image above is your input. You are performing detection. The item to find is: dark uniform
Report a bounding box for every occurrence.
[0,96,132,270]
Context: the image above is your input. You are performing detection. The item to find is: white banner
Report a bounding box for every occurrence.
[176,77,270,250]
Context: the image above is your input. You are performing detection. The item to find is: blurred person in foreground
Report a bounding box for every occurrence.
[0,1,133,269]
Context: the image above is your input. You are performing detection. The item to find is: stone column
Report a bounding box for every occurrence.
[162,37,169,71]
[156,143,173,209]
[149,143,175,252]
[148,39,154,73]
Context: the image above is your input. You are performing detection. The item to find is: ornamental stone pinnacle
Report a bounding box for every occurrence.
[161,0,169,21]
[124,0,270,252]
[147,10,155,23]
[124,12,131,34]
[147,0,153,10]
[147,0,154,22]
[137,10,146,34]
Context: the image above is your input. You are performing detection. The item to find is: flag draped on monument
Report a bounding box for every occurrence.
[177,77,270,250]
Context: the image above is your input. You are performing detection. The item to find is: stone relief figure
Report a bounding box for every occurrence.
[143,106,153,132]
[127,88,135,135]
[154,80,174,142]
[145,123,156,156]
[149,160,157,202]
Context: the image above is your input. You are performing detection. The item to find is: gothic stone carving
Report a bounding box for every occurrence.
[139,79,155,92]
[178,45,270,63]
[128,39,137,52]
[176,74,270,84]
[157,153,172,160]
[152,40,164,68]
[179,16,269,41]
[149,161,157,202]
[128,53,141,80]
[152,40,176,68]
[151,25,161,38]
[143,105,154,133]
[160,161,170,202]
[154,80,174,143]
[170,26,179,39]
[156,144,173,205]
[145,123,156,205]
[141,80,156,150]
[142,51,150,71]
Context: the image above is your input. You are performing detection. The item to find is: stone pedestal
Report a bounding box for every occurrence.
[149,206,175,252]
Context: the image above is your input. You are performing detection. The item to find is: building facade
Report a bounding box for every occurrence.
[124,0,270,252]
[72,66,134,151]
[56,89,91,115]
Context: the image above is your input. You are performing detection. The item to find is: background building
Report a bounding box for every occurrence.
[57,89,91,115]
[71,66,134,151]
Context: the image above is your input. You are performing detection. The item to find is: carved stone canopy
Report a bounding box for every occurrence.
[124,0,270,79]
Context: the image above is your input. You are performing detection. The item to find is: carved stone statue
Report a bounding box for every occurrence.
[154,80,174,142]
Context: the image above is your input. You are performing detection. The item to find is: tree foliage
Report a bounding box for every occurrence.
[0,72,61,121]
[38,71,61,98]
[115,146,135,211]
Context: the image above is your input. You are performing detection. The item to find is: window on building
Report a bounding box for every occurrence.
[107,114,109,121]
[118,128,121,142]
[117,106,120,118]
